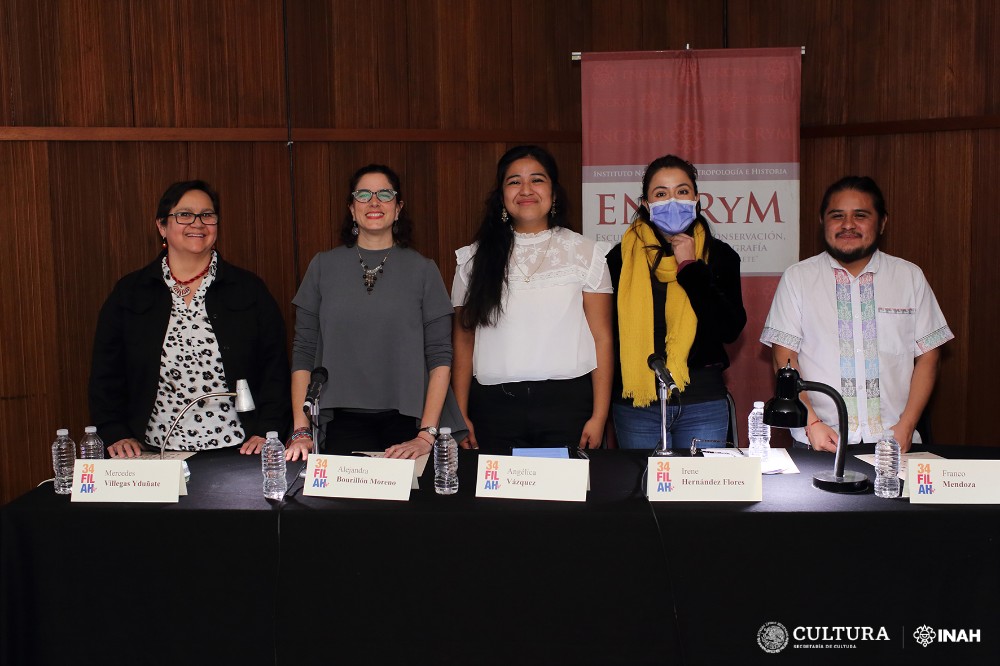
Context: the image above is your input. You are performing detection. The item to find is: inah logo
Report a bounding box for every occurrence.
[757,621,789,653]
[913,625,935,647]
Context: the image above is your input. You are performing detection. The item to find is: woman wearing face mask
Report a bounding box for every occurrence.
[608,154,746,450]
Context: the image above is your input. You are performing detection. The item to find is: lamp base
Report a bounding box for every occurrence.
[812,469,869,493]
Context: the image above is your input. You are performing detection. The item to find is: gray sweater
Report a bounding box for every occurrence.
[292,245,456,425]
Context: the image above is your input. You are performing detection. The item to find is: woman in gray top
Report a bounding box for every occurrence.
[285,164,459,460]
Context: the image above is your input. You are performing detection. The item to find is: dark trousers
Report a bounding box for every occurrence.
[321,409,418,455]
[468,375,594,453]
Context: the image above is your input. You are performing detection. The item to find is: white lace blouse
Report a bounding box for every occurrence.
[452,227,612,384]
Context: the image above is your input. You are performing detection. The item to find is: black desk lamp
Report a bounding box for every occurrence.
[763,362,868,493]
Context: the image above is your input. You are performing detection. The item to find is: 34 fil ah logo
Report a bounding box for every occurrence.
[758,622,789,653]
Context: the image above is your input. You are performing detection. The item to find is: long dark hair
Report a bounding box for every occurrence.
[338,164,413,248]
[459,145,568,329]
[631,154,713,261]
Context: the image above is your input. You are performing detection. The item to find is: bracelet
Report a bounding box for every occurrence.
[288,428,312,444]
[805,418,822,433]
[416,431,435,445]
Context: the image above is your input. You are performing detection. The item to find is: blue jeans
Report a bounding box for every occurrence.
[613,398,729,450]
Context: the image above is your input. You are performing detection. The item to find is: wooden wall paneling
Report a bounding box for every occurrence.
[975,0,1000,115]
[285,0,409,129]
[584,0,724,53]
[426,0,513,131]
[506,0,586,132]
[0,142,57,504]
[0,0,53,125]
[52,0,135,126]
[168,0,287,127]
[967,129,1000,445]
[403,0,442,130]
[731,0,986,126]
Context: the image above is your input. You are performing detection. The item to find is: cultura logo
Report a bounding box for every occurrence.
[757,621,789,653]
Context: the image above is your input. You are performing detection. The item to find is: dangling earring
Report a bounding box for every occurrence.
[351,221,359,236]
[393,221,399,233]
[550,199,557,219]
[501,208,509,225]
[160,237,167,249]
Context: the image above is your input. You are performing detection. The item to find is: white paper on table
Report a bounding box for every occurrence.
[856,451,943,498]
[855,451,943,480]
[726,447,799,474]
[355,452,428,489]
[117,451,195,461]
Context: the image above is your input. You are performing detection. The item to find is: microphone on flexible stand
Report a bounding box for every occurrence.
[302,367,328,415]
[647,354,678,457]
[647,354,679,397]
[300,367,328,479]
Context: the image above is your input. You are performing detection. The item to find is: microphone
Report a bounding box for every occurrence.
[302,367,328,414]
[647,354,679,395]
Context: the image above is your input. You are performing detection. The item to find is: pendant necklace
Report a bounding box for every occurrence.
[512,231,553,283]
[166,258,211,298]
[358,245,392,294]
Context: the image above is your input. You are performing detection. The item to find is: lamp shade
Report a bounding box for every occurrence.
[762,364,807,428]
[235,379,256,412]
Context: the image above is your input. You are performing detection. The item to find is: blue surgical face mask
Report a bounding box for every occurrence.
[648,198,698,235]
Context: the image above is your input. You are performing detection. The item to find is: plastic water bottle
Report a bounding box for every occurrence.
[261,431,287,500]
[874,430,901,498]
[434,427,459,495]
[747,401,771,460]
[78,426,105,459]
[51,428,76,494]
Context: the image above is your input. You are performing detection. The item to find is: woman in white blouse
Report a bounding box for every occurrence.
[452,145,613,452]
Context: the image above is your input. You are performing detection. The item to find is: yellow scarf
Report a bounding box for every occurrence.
[618,221,706,407]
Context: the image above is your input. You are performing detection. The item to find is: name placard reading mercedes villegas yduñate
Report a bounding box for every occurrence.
[71,459,186,503]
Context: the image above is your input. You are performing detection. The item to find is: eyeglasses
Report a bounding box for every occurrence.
[168,211,219,225]
[351,189,397,203]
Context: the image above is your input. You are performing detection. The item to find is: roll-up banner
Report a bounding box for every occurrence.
[581,48,802,442]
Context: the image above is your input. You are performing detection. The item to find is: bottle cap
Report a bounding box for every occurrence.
[266,431,278,439]
[753,401,764,408]
[56,428,69,437]
[439,427,452,435]
[84,426,97,433]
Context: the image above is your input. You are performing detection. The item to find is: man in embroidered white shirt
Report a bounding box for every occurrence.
[761,176,953,453]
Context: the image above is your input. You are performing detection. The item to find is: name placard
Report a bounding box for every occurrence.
[71,459,185,503]
[475,455,589,502]
[646,456,762,502]
[908,459,1000,504]
[303,454,414,501]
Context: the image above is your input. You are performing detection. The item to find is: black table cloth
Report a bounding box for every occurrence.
[3,446,997,665]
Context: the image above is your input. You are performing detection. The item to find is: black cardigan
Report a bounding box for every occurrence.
[88,253,292,448]
[607,234,747,405]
